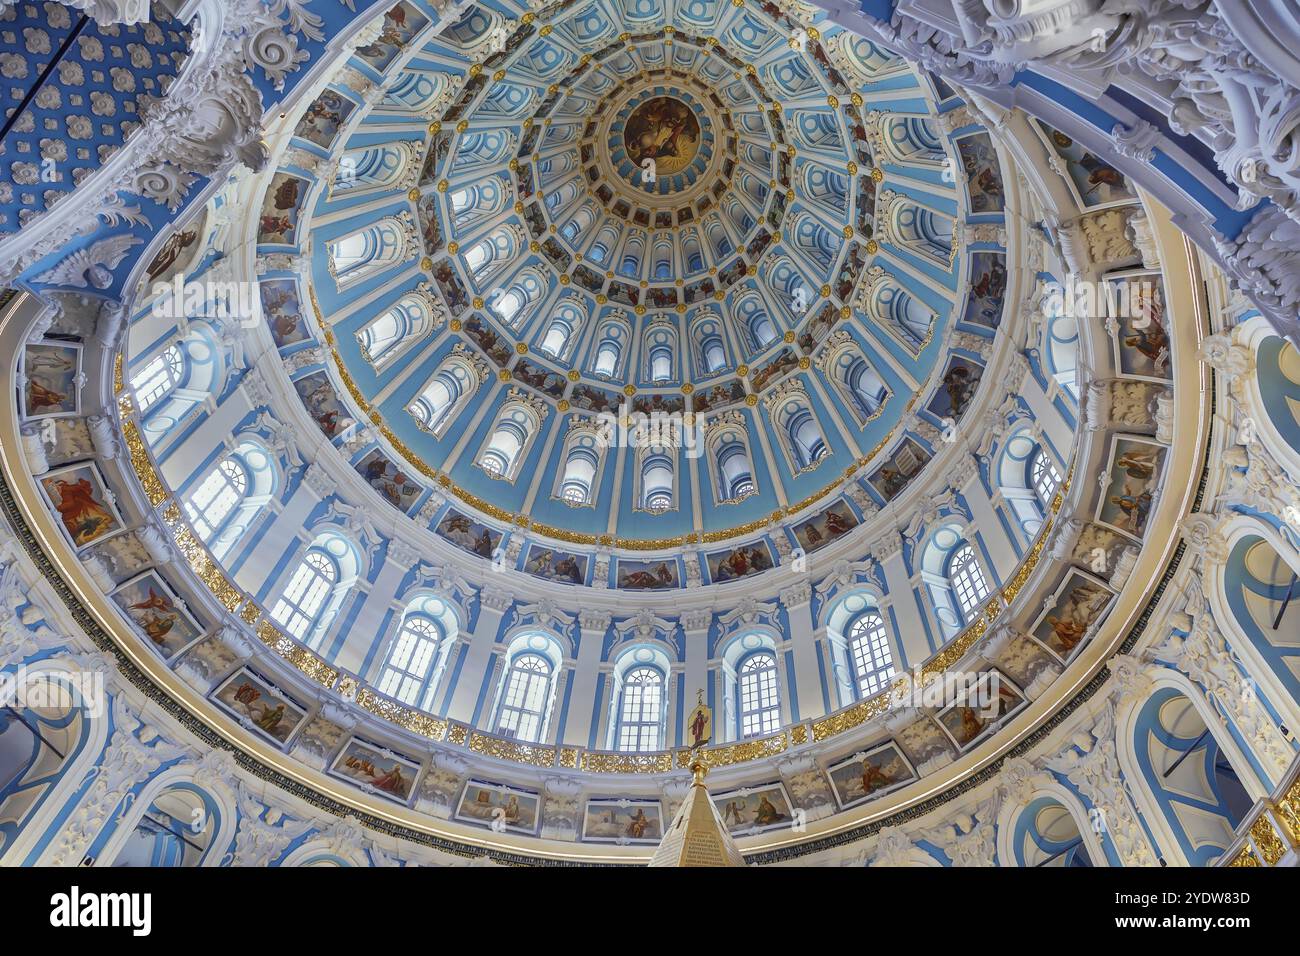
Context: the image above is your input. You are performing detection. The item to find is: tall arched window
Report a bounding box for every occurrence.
[407,351,482,439]
[541,324,569,357]
[640,449,675,512]
[997,429,1052,538]
[480,423,525,477]
[356,294,436,370]
[643,325,677,383]
[540,302,584,358]
[751,312,779,349]
[717,443,755,500]
[448,177,508,231]
[702,334,726,373]
[378,616,441,708]
[269,532,358,646]
[615,666,664,752]
[559,445,598,505]
[328,217,410,289]
[1031,447,1062,505]
[949,544,990,620]
[707,421,756,503]
[271,549,336,639]
[649,345,673,382]
[132,328,225,442]
[738,651,780,739]
[131,345,184,412]
[409,369,464,434]
[184,458,247,544]
[331,142,416,196]
[488,269,544,326]
[847,357,889,420]
[181,441,275,560]
[376,595,459,711]
[772,395,830,474]
[848,611,896,698]
[494,652,553,743]
[789,411,827,467]
[594,341,620,376]
[590,318,628,378]
[477,399,542,481]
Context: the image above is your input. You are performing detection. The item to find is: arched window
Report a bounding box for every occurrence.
[1031,448,1062,505]
[327,217,410,289]
[702,334,726,373]
[847,357,889,420]
[771,394,830,474]
[751,313,778,350]
[462,227,518,287]
[182,441,275,560]
[481,423,525,477]
[376,595,458,711]
[590,318,628,378]
[949,544,990,620]
[539,300,587,360]
[848,611,896,698]
[269,532,358,646]
[477,399,541,481]
[332,142,415,196]
[409,370,463,435]
[787,409,828,469]
[864,276,935,354]
[112,787,218,867]
[408,351,482,439]
[541,323,570,357]
[737,651,780,739]
[184,457,247,543]
[132,328,225,442]
[643,325,677,382]
[640,450,675,512]
[494,652,553,743]
[649,345,673,382]
[488,269,545,327]
[357,294,436,370]
[997,430,1055,539]
[271,549,336,640]
[707,423,756,503]
[131,345,184,412]
[378,615,441,708]
[615,666,664,752]
[559,445,598,505]
[717,443,754,500]
[892,202,954,263]
[448,177,507,232]
[594,341,620,376]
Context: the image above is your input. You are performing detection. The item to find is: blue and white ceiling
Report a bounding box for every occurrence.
[258,0,1007,551]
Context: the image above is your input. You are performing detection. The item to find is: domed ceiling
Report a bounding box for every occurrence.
[10,0,1290,869]
[255,0,1005,588]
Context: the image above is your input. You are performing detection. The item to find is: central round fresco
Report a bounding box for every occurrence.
[623,95,702,176]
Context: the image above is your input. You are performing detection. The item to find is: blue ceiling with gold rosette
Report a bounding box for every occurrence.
[250,0,1009,570]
